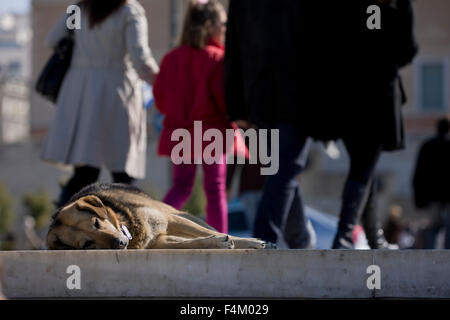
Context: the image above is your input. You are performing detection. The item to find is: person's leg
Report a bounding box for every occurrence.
[202,155,228,233]
[240,191,263,233]
[332,139,382,249]
[444,205,450,249]
[360,179,399,249]
[111,172,135,185]
[423,204,443,249]
[283,184,316,249]
[253,123,311,246]
[423,228,439,249]
[163,164,197,210]
[57,166,100,207]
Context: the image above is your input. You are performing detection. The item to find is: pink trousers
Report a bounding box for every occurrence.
[163,156,228,233]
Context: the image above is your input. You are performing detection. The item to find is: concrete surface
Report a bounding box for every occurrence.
[0,250,449,299]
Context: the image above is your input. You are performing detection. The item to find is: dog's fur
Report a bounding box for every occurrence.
[47,183,266,250]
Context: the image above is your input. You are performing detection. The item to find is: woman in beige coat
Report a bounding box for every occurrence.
[41,0,159,207]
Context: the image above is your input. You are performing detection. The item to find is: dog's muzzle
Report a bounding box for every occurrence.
[112,237,128,249]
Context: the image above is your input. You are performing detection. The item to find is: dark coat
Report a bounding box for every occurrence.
[413,135,450,209]
[224,0,418,151]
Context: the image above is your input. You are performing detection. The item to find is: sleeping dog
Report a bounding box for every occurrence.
[47,183,267,250]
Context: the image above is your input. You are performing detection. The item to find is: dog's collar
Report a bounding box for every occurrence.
[121,225,132,241]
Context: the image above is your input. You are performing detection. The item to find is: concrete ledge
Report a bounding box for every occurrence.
[1,250,449,299]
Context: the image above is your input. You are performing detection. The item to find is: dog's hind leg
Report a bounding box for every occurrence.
[150,234,235,249]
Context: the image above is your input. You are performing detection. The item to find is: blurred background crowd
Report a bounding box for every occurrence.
[0,0,449,250]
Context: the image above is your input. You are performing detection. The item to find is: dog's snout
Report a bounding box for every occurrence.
[112,237,128,249]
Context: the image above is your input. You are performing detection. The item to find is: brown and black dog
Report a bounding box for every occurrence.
[47,184,267,250]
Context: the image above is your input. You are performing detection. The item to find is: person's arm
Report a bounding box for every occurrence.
[125,4,159,85]
[46,16,70,49]
[152,56,167,115]
[397,0,419,67]
[385,0,419,68]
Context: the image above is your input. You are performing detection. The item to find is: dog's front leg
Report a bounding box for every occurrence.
[228,236,266,249]
[167,214,224,239]
[150,234,235,249]
[166,215,267,249]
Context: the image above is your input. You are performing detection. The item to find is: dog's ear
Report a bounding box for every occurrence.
[75,195,108,220]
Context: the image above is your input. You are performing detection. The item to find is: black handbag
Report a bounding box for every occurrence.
[35,32,74,104]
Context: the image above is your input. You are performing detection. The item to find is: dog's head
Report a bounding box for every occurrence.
[47,195,130,250]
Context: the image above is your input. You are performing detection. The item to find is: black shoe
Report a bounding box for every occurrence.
[366,228,399,250]
[332,231,354,249]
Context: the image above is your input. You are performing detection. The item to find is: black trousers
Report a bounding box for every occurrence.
[332,138,383,248]
[253,123,313,248]
[344,138,382,185]
[57,166,134,207]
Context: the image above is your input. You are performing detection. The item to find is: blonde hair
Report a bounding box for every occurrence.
[179,0,223,50]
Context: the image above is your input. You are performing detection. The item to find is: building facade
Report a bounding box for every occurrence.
[0,79,29,144]
[0,13,31,80]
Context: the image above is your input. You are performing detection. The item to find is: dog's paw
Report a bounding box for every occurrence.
[243,239,266,249]
[231,238,267,249]
[216,235,235,249]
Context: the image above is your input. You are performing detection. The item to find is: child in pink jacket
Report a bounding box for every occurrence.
[154,0,247,233]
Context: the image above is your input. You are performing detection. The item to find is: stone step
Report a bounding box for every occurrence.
[1,250,449,299]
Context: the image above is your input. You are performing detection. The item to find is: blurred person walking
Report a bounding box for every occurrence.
[41,0,159,207]
[225,0,417,249]
[328,0,418,249]
[383,205,405,246]
[153,0,247,234]
[413,118,450,249]
[225,0,315,248]
[383,205,416,249]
